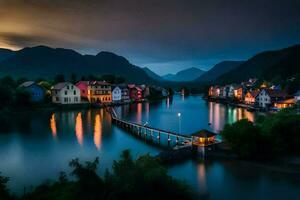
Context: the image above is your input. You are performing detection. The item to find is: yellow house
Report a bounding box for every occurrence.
[87,81,112,104]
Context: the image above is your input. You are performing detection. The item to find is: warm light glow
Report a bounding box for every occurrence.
[136,103,142,124]
[50,113,57,138]
[94,114,102,150]
[197,163,207,194]
[75,112,83,146]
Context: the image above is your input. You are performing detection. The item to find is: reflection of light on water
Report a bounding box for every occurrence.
[197,163,207,194]
[237,108,242,121]
[166,97,170,108]
[213,103,220,132]
[145,102,149,122]
[75,112,83,146]
[50,114,57,138]
[245,111,254,122]
[136,103,142,124]
[94,114,102,150]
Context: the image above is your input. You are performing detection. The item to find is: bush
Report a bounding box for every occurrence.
[21,150,196,200]
[221,119,263,158]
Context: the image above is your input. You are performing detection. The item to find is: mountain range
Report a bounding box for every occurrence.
[142,67,164,81]
[162,67,205,82]
[195,61,244,82]
[0,44,299,86]
[0,46,155,83]
[215,44,300,84]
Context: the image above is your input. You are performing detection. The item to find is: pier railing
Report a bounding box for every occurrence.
[108,107,192,147]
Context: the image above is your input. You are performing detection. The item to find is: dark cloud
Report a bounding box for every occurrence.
[0,0,300,74]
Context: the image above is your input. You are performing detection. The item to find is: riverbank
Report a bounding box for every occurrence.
[205,96,263,112]
[157,143,300,176]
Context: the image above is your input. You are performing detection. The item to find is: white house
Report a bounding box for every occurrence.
[51,82,81,104]
[112,86,122,102]
[257,89,287,108]
[294,90,300,102]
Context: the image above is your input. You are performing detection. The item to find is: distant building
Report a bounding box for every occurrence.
[294,90,300,102]
[19,81,45,102]
[274,98,295,109]
[234,86,244,101]
[51,82,81,104]
[244,90,260,105]
[88,81,112,104]
[257,89,287,108]
[128,85,143,101]
[75,81,89,99]
[112,86,122,102]
[119,85,130,102]
[140,85,150,98]
[76,81,112,104]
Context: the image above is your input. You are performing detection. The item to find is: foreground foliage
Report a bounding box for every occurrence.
[221,107,300,159]
[0,150,195,200]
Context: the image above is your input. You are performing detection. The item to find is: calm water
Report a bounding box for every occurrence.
[0,95,299,199]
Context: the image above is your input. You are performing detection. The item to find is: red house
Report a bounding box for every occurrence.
[75,81,89,99]
[128,85,143,101]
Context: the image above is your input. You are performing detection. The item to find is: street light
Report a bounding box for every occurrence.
[177,112,181,134]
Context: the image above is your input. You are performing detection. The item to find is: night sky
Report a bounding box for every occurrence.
[1,0,300,75]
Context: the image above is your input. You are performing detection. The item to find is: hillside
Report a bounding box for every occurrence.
[0,48,15,62]
[196,61,244,82]
[0,46,155,83]
[142,67,163,81]
[162,67,205,82]
[216,45,300,84]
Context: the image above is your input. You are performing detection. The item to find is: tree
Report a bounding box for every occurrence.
[19,150,196,200]
[70,73,77,84]
[54,74,65,83]
[15,89,31,107]
[221,119,262,158]
[0,172,12,200]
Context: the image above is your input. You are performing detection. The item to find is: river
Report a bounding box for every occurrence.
[0,95,299,199]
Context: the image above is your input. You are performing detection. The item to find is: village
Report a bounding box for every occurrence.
[208,78,300,111]
[18,80,170,106]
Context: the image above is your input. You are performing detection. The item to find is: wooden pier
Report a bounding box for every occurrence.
[108,107,192,148]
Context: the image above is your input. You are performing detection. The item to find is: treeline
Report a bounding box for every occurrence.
[0,150,196,200]
[221,106,300,159]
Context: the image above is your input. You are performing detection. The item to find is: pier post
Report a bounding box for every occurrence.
[176,135,179,144]
[157,131,160,144]
[168,133,171,146]
[150,130,153,141]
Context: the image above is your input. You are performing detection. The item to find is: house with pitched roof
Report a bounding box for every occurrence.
[19,81,45,102]
[76,81,112,104]
[112,86,122,103]
[51,82,81,104]
[244,90,260,105]
[257,89,287,108]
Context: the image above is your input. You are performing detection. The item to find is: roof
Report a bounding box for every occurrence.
[294,90,300,96]
[127,84,136,89]
[191,129,217,138]
[19,81,35,88]
[135,86,142,91]
[90,81,110,86]
[249,90,260,98]
[263,89,287,98]
[52,82,70,90]
[275,98,295,104]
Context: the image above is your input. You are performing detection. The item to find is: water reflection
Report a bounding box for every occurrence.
[75,112,83,146]
[94,114,102,150]
[50,114,57,138]
[208,101,255,133]
[197,163,207,195]
[136,103,142,124]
